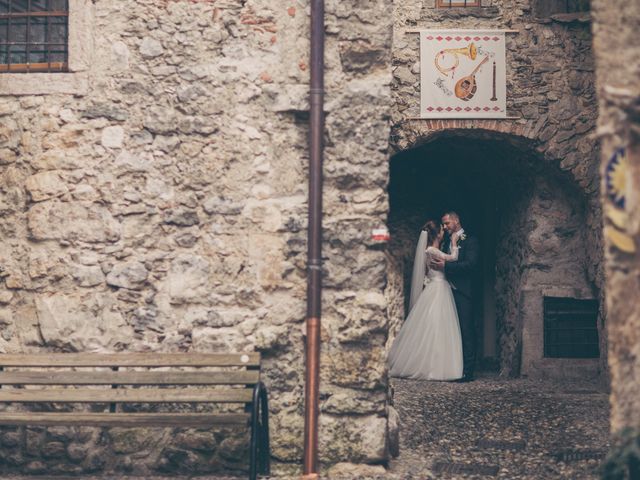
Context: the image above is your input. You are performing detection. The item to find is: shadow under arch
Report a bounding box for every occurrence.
[386,129,602,378]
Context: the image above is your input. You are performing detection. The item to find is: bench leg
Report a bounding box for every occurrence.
[249,383,260,480]
[250,382,270,479]
[258,383,271,476]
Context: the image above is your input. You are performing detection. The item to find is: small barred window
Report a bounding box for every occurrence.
[543,297,599,359]
[533,0,590,18]
[0,0,69,73]
[436,0,482,7]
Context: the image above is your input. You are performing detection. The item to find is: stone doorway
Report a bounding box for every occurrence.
[386,132,601,378]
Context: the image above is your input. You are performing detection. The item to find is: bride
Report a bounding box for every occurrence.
[388,220,463,381]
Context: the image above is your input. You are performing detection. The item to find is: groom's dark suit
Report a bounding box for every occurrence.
[444,232,479,379]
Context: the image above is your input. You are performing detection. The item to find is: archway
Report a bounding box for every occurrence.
[386,131,602,378]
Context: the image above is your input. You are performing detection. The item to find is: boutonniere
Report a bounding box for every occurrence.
[459,233,467,242]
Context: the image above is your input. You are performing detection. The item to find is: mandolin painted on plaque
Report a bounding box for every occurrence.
[420,30,507,119]
[454,55,489,101]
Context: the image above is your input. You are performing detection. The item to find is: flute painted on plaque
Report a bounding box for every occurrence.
[490,61,498,102]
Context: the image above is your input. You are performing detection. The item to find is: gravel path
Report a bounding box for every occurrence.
[387,373,610,479]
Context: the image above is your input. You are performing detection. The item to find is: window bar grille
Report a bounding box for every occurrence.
[64,1,68,66]
[7,0,12,72]
[543,297,599,358]
[26,0,30,72]
[64,0,71,71]
[0,0,69,73]
[46,0,50,72]
[444,0,473,7]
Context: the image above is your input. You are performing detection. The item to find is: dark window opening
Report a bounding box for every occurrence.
[0,0,69,73]
[436,0,482,7]
[544,297,599,359]
[533,0,590,18]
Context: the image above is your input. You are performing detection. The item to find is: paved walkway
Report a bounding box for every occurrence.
[387,373,610,479]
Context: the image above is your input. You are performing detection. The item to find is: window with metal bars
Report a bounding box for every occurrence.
[0,0,69,73]
[436,0,482,7]
[533,0,590,18]
[543,296,599,359]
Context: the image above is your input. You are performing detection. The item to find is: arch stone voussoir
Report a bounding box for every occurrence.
[391,118,598,200]
[392,119,541,158]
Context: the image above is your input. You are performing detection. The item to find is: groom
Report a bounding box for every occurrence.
[431,211,479,382]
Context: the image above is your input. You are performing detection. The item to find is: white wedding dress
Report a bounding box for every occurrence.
[388,246,463,381]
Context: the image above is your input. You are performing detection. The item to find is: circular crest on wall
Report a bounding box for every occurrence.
[604,146,635,253]
[605,147,627,210]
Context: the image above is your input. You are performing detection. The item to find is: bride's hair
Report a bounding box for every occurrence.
[422,220,441,246]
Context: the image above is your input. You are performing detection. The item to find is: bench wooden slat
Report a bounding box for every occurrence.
[0,353,260,368]
[0,371,260,386]
[0,388,254,403]
[0,412,249,427]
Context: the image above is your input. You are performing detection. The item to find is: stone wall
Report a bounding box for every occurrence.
[506,173,596,378]
[388,0,605,379]
[592,0,640,449]
[0,0,393,475]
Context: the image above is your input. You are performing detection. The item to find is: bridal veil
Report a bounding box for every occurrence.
[409,229,427,311]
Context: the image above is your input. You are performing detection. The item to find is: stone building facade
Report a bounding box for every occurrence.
[0,0,393,475]
[0,0,607,476]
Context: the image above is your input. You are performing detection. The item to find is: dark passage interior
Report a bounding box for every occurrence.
[387,133,596,376]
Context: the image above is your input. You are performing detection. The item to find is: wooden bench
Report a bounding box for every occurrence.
[0,353,270,480]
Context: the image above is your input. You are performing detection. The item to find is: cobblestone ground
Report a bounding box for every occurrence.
[4,374,610,479]
[387,373,610,479]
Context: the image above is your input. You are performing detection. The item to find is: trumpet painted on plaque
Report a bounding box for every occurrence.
[434,43,477,78]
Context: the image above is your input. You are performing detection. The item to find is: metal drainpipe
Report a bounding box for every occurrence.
[304,0,324,477]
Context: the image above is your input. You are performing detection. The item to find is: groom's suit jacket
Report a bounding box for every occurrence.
[444,233,479,299]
